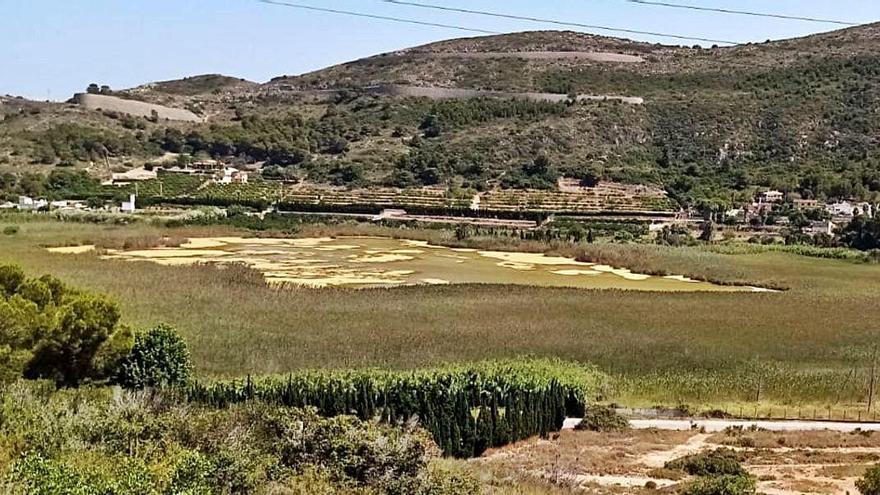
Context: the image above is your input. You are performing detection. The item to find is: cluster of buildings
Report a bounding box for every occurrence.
[106,160,248,187]
[2,194,139,214]
[1,196,88,212]
[725,190,875,236]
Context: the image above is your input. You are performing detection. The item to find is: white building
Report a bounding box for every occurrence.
[17,196,47,210]
[121,194,136,213]
[219,167,248,184]
[758,190,784,203]
[826,201,874,218]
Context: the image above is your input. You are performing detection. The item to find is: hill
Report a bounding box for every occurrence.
[3,25,880,208]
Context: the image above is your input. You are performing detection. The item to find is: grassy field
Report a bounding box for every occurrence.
[1,217,879,410]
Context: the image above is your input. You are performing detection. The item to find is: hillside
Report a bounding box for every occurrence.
[3,25,880,207]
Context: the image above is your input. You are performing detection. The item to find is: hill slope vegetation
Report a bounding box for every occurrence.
[3,26,880,207]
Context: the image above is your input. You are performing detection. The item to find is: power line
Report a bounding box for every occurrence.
[381,0,739,45]
[255,0,501,35]
[626,0,859,27]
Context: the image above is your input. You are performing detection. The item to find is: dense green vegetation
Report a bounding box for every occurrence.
[0,382,478,494]
[187,359,604,458]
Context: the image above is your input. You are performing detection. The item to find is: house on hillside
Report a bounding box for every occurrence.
[219,168,248,184]
[758,190,784,204]
[826,201,874,218]
[793,199,820,210]
[191,160,224,173]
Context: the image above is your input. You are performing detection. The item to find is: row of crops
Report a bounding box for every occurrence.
[103,176,676,217]
[480,189,676,214]
[185,359,608,458]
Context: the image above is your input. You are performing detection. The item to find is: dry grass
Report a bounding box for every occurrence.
[817,463,871,479]
[711,430,880,449]
[2,219,880,411]
[745,449,880,466]
[476,429,695,477]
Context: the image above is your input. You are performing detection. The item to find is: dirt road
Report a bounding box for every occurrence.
[563,418,880,432]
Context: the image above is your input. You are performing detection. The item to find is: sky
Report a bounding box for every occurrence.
[3,0,880,100]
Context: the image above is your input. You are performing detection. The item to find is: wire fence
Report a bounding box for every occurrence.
[618,407,880,423]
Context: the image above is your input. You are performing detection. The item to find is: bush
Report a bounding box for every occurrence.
[574,404,629,432]
[2,225,18,235]
[116,324,193,389]
[665,449,746,476]
[682,474,756,495]
[858,465,880,495]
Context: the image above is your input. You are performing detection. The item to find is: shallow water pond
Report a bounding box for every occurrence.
[49,237,756,292]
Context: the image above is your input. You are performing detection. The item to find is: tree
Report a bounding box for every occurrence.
[0,265,134,386]
[419,114,444,138]
[86,83,100,94]
[27,294,124,386]
[116,324,193,389]
[840,215,880,251]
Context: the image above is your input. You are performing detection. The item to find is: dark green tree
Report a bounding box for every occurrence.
[116,324,193,389]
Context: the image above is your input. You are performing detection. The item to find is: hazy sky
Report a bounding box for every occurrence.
[3,0,879,100]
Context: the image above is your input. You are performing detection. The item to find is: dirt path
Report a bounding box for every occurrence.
[369,84,645,104]
[564,418,880,432]
[418,51,645,63]
[638,432,712,468]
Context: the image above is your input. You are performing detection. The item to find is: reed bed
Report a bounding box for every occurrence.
[2,219,879,409]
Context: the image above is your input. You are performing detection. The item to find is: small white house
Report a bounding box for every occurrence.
[758,190,784,203]
[17,196,47,210]
[121,194,136,213]
[219,168,248,184]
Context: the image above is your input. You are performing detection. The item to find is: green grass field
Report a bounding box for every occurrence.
[2,217,879,410]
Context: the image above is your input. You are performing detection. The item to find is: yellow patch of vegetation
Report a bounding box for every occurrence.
[46,245,96,254]
[478,251,595,266]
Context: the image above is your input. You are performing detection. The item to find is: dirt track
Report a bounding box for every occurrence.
[370,84,644,104]
[563,418,880,432]
[417,51,645,63]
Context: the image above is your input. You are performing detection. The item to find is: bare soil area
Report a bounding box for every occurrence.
[475,429,880,494]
